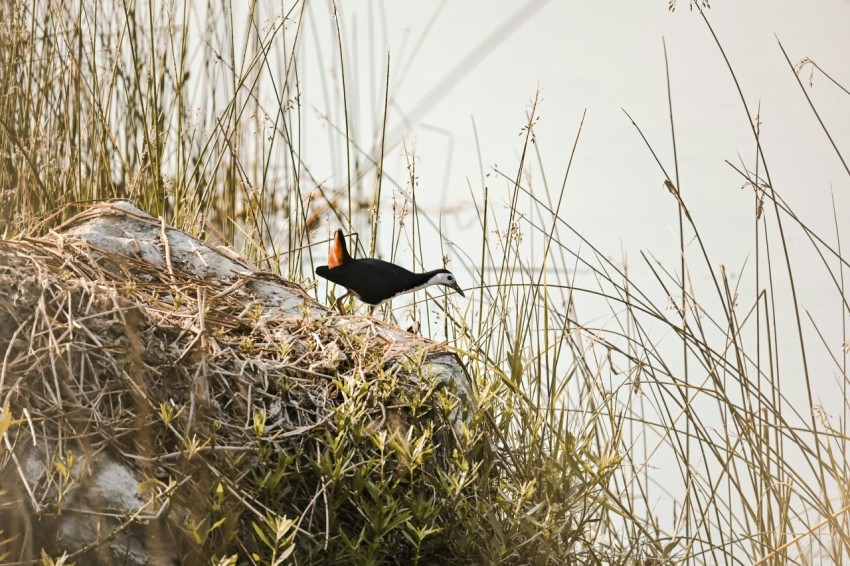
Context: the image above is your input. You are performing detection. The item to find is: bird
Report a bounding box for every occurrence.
[315,229,465,314]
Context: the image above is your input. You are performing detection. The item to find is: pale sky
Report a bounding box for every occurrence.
[291,0,850,381]
[320,0,850,253]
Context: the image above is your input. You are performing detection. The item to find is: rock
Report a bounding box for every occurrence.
[0,201,472,563]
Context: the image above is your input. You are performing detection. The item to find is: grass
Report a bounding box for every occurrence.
[1,0,849,564]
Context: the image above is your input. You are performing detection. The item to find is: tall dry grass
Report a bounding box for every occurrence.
[1,1,849,563]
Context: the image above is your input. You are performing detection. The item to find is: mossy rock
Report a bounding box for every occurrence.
[0,202,494,565]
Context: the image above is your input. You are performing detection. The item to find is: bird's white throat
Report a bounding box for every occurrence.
[374,272,456,305]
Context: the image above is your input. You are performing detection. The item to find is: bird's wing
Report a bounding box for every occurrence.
[316,259,421,305]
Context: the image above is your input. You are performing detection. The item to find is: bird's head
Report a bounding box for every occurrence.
[428,269,465,298]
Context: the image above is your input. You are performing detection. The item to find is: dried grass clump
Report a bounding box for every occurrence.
[0,205,493,564]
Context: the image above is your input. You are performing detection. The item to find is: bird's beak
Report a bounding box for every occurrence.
[450,282,465,298]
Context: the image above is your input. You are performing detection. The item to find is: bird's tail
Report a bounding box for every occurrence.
[328,229,352,268]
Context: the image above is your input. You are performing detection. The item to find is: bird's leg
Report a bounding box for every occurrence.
[335,291,353,315]
[405,320,421,335]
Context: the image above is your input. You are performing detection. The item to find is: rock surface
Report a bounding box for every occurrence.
[0,201,471,564]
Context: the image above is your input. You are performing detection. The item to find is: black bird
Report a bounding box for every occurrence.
[316,229,465,314]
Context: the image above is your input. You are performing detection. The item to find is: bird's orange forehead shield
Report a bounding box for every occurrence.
[328,231,346,269]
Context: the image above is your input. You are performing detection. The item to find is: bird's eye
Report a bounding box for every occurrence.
[448,276,453,281]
